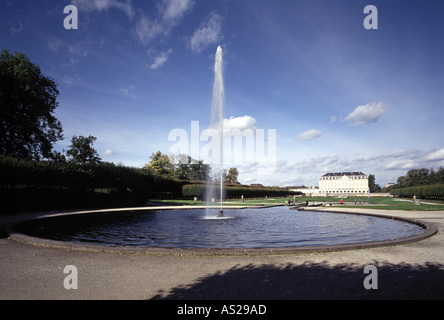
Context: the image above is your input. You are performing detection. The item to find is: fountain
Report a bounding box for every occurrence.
[7,46,433,254]
[14,207,427,250]
[206,46,225,218]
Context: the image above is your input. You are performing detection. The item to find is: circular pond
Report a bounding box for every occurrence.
[15,207,425,249]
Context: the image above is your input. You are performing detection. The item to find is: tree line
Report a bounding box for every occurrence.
[0,154,186,213]
[388,168,444,200]
[390,168,444,188]
[144,151,239,183]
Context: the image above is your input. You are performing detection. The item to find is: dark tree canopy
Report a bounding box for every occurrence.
[226,167,239,184]
[368,174,381,193]
[0,50,63,160]
[66,135,102,165]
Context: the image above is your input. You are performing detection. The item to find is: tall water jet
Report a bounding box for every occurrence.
[206,46,225,217]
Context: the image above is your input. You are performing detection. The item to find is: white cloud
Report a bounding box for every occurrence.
[239,147,444,187]
[425,148,444,162]
[385,159,416,170]
[381,148,444,171]
[353,149,409,163]
[102,149,115,156]
[388,149,410,158]
[160,0,194,21]
[73,0,135,19]
[9,19,23,36]
[61,74,82,87]
[188,13,223,54]
[119,85,137,99]
[67,39,92,64]
[297,129,322,141]
[135,0,194,45]
[48,37,63,52]
[222,116,257,131]
[208,115,257,132]
[241,177,257,184]
[344,102,390,126]
[135,13,164,45]
[149,49,173,69]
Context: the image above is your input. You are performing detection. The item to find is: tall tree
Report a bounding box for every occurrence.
[368,174,381,193]
[66,135,101,165]
[226,167,239,184]
[189,160,211,181]
[0,50,63,160]
[394,168,444,188]
[405,168,430,186]
[173,154,192,180]
[171,154,211,181]
[145,151,174,179]
[436,167,444,183]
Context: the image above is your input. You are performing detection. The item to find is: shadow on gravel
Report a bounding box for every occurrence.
[152,260,444,300]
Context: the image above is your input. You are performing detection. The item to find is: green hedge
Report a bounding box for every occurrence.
[390,184,444,200]
[0,155,183,213]
[182,184,300,199]
[0,155,303,213]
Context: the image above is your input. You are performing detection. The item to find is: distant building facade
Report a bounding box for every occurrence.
[319,172,369,195]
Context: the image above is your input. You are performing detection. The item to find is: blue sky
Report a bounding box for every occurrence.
[2,0,444,187]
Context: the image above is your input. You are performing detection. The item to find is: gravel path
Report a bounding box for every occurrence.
[1,208,443,300]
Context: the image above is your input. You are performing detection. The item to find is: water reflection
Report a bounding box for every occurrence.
[16,207,424,249]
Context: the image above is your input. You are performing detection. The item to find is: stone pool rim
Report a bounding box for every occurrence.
[5,206,438,256]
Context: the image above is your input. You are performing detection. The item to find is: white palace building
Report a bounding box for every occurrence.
[319,172,369,196]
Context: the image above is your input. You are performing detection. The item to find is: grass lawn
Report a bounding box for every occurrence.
[151,197,444,211]
[150,199,286,207]
[304,196,444,211]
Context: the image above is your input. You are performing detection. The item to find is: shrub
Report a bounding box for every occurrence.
[0,155,182,213]
[390,184,444,200]
[182,184,300,199]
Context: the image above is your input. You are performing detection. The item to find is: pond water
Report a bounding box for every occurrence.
[16,207,424,249]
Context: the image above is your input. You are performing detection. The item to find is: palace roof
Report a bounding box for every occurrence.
[321,172,366,177]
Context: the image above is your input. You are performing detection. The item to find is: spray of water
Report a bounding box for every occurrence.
[206,46,225,217]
